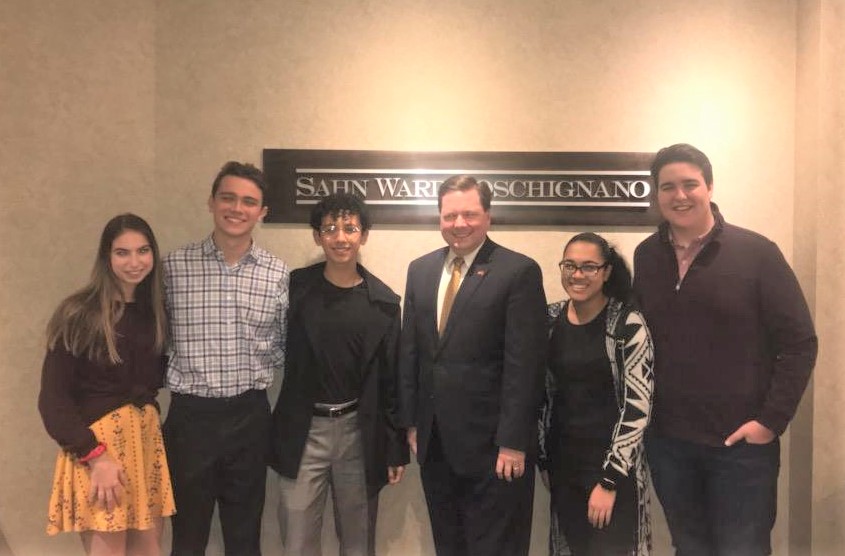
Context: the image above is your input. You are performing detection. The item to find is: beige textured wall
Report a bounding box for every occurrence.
[0,1,823,554]
[791,1,820,553]
[0,1,158,555]
[803,0,845,554]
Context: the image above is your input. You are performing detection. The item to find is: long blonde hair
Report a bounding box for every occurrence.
[46,214,166,364]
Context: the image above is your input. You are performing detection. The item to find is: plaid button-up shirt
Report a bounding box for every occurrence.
[163,236,289,397]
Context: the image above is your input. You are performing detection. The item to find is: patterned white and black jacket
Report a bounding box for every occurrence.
[538,297,655,556]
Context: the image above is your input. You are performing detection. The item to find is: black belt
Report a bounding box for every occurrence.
[170,389,266,410]
[313,400,359,418]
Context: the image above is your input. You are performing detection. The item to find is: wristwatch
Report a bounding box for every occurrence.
[599,477,617,491]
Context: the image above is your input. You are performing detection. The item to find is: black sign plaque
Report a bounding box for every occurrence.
[263,149,659,226]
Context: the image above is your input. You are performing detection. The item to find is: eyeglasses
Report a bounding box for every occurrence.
[318,224,362,236]
[558,261,608,277]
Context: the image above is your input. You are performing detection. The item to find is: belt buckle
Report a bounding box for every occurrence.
[329,406,341,417]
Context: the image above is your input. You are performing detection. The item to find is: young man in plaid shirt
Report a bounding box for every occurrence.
[163,161,289,556]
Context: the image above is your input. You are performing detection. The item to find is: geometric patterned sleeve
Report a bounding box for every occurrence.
[538,300,565,470]
[602,300,655,482]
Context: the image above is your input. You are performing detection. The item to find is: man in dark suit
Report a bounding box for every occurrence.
[399,175,547,556]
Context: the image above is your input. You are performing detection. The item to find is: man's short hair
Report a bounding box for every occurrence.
[309,192,372,232]
[651,144,714,186]
[211,161,269,204]
[438,175,492,212]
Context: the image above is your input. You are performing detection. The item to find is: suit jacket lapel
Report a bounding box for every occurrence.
[425,248,449,339]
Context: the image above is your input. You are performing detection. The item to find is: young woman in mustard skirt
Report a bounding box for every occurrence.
[38,213,175,556]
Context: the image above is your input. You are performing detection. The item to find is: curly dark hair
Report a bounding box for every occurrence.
[309,192,372,232]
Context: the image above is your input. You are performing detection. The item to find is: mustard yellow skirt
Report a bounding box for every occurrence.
[46,403,176,535]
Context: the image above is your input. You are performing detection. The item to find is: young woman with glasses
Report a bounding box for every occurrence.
[538,232,654,555]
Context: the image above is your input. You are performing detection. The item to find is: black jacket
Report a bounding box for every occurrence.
[268,262,409,493]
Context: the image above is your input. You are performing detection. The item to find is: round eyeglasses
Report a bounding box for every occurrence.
[319,224,362,236]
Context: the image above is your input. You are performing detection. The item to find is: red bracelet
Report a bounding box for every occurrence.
[79,443,107,463]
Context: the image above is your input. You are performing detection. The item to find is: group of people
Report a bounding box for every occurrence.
[38,143,817,556]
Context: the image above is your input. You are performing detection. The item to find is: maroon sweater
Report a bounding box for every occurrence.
[633,206,817,446]
[38,303,165,458]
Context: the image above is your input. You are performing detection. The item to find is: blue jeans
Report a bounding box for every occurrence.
[646,433,779,556]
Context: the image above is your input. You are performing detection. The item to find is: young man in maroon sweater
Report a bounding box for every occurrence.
[634,144,817,556]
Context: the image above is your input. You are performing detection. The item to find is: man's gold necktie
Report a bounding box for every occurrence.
[439,257,464,336]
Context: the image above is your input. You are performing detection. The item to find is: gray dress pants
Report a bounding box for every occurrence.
[277,410,378,556]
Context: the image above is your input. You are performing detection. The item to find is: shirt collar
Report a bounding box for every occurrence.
[445,241,484,271]
[659,202,724,247]
[669,228,709,250]
[201,234,260,264]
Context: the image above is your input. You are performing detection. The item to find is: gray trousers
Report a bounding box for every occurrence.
[277,410,378,556]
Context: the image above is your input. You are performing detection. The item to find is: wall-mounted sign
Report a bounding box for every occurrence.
[263,149,658,226]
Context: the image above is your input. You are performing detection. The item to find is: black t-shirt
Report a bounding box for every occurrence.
[306,276,371,404]
[549,304,617,479]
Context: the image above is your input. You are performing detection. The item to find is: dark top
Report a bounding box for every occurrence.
[549,305,616,484]
[310,276,369,404]
[634,204,817,445]
[38,303,165,458]
[550,305,615,443]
